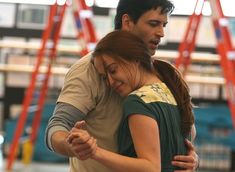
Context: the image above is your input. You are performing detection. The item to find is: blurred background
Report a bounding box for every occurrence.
[0,0,235,171]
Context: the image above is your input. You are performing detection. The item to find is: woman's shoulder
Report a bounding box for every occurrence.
[128,83,177,105]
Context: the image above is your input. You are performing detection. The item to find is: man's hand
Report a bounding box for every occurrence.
[172,139,199,172]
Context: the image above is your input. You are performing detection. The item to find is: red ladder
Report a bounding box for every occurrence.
[175,0,235,128]
[6,0,97,170]
[73,0,97,56]
[174,0,205,74]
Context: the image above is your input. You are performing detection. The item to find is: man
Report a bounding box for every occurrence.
[45,0,199,171]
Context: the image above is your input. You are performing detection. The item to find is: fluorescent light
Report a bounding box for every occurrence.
[220,0,235,17]
[80,10,93,18]
[66,0,72,6]
[202,1,211,16]
[195,0,204,15]
[0,135,3,145]
[0,0,56,5]
[0,0,234,17]
[57,0,66,6]
[172,0,196,16]
[95,0,118,8]
[171,0,234,17]
[85,0,94,7]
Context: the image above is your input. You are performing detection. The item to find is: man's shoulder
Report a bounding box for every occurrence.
[72,52,93,68]
[65,52,101,83]
[68,53,96,73]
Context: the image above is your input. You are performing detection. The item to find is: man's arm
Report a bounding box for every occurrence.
[45,102,85,156]
[50,130,74,156]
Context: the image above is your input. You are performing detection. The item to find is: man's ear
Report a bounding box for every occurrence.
[121,14,134,31]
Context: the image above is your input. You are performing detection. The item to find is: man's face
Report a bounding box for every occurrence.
[123,8,168,56]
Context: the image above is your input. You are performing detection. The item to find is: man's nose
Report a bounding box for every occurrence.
[156,26,164,38]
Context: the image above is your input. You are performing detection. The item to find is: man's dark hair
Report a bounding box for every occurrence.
[114,0,174,29]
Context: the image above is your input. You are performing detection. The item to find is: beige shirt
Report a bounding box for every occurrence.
[58,53,123,172]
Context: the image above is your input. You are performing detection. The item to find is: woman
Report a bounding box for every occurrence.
[67,30,196,172]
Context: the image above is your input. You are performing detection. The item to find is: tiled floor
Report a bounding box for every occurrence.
[0,160,226,172]
[0,136,70,172]
[0,158,232,172]
[0,139,232,172]
[1,160,69,172]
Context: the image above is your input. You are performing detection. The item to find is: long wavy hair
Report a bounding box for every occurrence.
[93,30,194,137]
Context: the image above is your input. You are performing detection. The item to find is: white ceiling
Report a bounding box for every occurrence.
[0,0,234,17]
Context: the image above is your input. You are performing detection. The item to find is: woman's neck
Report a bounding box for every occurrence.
[139,72,162,87]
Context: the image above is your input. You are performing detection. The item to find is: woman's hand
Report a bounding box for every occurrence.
[66,121,98,160]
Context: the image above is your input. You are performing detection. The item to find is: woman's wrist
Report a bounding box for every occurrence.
[91,146,101,160]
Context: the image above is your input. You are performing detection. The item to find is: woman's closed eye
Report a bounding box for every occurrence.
[108,68,116,75]
[107,64,118,75]
[100,74,107,81]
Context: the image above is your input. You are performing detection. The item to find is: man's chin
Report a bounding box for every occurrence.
[150,49,157,56]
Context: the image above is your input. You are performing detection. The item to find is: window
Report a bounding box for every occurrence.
[16,4,48,29]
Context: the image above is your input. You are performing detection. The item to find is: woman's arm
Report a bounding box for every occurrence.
[69,116,161,172]
[92,114,161,172]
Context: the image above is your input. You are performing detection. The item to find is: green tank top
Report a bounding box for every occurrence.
[118,83,188,172]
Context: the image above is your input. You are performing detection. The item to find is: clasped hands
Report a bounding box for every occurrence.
[66,121,97,160]
[66,121,198,172]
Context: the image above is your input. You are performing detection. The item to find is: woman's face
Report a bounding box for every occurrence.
[94,55,141,97]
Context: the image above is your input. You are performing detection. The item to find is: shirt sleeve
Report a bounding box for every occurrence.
[45,102,85,151]
[122,94,156,120]
[57,54,102,115]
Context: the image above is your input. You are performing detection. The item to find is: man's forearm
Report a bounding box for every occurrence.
[45,102,86,155]
[51,131,75,157]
